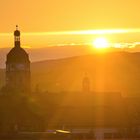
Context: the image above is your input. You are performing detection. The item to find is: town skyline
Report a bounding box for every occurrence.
[1,1,140,138]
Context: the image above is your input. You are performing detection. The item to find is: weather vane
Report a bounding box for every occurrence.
[16,25,18,30]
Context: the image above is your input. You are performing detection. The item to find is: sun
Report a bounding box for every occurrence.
[93,37,109,49]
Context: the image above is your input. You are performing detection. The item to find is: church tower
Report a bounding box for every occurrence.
[82,74,90,93]
[6,26,30,93]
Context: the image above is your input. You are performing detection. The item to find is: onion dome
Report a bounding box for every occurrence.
[6,47,30,63]
[6,25,30,64]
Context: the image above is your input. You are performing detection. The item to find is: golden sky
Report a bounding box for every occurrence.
[0,0,140,32]
[1,0,140,48]
[0,0,140,31]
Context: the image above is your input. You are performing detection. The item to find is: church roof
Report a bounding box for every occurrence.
[6,46,30,63]
[6,26,30,64]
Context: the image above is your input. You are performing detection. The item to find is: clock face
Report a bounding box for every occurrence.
[8,63,27,71]
[17,64,25,70]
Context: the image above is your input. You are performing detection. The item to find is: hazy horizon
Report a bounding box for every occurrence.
[1,30,140,50]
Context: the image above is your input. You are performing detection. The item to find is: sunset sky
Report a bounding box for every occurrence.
[1,0,140,48]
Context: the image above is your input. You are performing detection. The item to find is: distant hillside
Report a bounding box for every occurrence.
[0,44,136,68]
[0,52,140,96]
[31,52,140,96]
[0,45,92,67]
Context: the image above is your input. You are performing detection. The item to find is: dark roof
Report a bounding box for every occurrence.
[6,47,30,63]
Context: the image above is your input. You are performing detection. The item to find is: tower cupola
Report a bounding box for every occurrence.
[5,26,31,93]
[82,74,90,93]
[14,25,21,47]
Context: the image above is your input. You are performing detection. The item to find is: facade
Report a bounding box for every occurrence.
[5,26,30,93]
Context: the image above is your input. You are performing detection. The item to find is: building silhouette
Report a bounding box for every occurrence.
[0,26,140,139]
[5,25,30,93]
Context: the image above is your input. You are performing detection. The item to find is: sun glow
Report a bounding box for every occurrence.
[93,37,110,49]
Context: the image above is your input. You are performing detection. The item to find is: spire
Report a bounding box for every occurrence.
[14,25,20,47]
[82,73,90,93]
